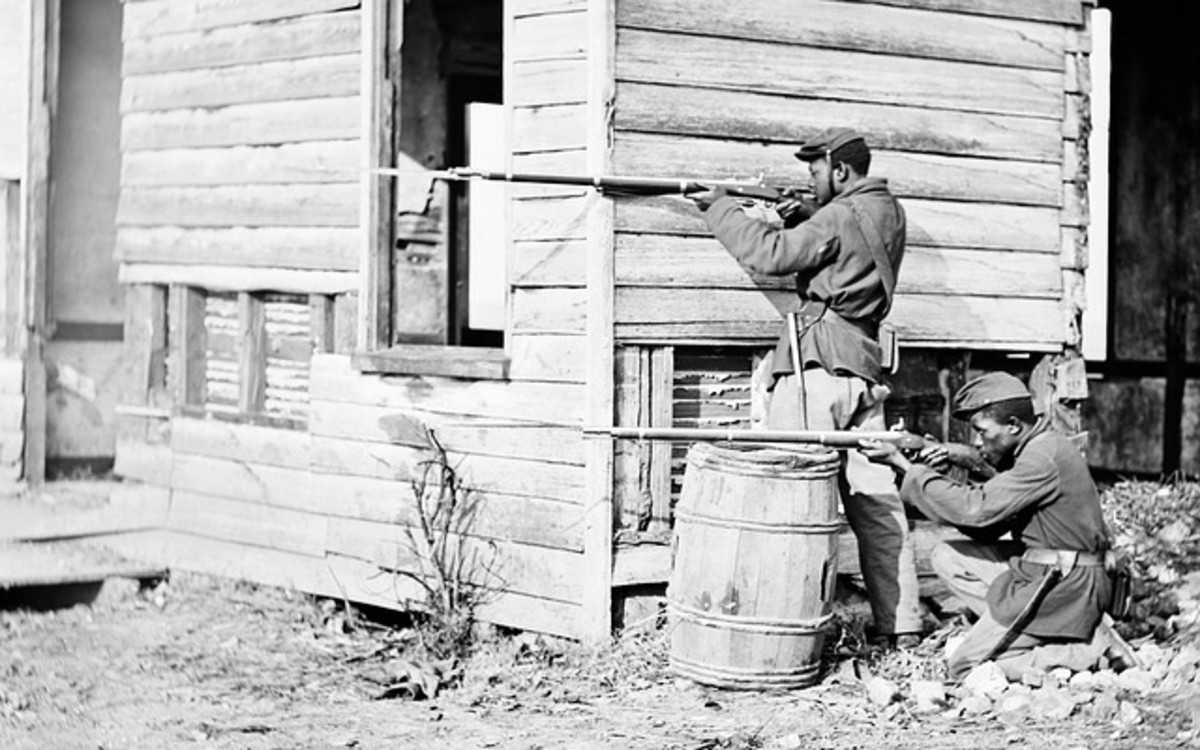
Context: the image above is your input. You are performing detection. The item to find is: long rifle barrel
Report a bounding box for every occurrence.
[585,426,926,450]
[371,166,786,202]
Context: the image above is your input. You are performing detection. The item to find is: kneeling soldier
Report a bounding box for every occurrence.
[858,372,1117,679]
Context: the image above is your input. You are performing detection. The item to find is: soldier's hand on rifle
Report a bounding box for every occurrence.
[857,439,913,473]
[775,187,818,228]
[915,436,951,470]
[689,186,728,212]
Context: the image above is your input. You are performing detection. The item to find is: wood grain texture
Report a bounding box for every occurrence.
[167,489,328,556]
[512,240,587,287]
[510,11,587,60]
[117,184,358,227]
[121,264,357,294]
[506,333,587,383]
[511,103,588,153]
[510,58,587,106]
[614,235,1063,299]
[838,0,1082,25]
[123,0,361,39]
[308,399,586,465]
[616,82,1063,163]
[510,288,588,334]
[617,0,1066,71]
[121,97,360,151]
[618,28,1064,119]
[115,226,359,271]
[613,288,1064,348]
[122,12,360,74]
[614,196,1061,253]
[122,54,359,112]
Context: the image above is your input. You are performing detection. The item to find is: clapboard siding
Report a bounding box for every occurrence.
[122,54,358,112]
[618,82,1063,163]
[614,236,1062,299]
[617,0,1066,71]
[615,288,1064,349]
[510,10,588,60]
[122,141,357,187]
[118,184,358,227]
[614,197,1061,253]
[122,13,360,74]
[618,28,1064,120]
[123,0,360,39]
[121,97,360,151]
[115,227,359,271]
[507,333,587,383]
[510,58,588,106]
[613,134,1061,208]
[846,0,1082,25]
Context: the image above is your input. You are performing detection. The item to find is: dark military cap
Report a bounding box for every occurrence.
[951,372,1032,419]
[794,127,868,162]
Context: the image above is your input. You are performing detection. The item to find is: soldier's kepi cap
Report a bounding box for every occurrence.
[794,127,868,162]
[951,372,1032,419]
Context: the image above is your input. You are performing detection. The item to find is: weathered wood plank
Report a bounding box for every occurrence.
[117,184,358,227]
[121,96,360,151]
[170,452,322,511]
[124,0,361,39]
[613,132,1062,208]
[617,0,1066,71]
[309,354,584,424]
[512,195,590,240]
[308,400,586,465]
[510,11,587,60]
[618,28,1064,119]
[115,226,359,271]
[166,489,328,556]
[614,235,1063,299]
[511,0,587,16]
[614,288,1064,348]
[113,437,174,485]
[306,471,584,551]
[512,240,587,287]
[614,196,1062,253]
[843,0,1082,25]
[122,54,358,112]
[121,141,357,186]
[617,82,1063,163]
[122,12,360,75]
[507,333,587,383]
[510,58,587,106]
[325,515,583,604]
[511,288,588,334]
[309,434,586,504]
[121,264,358,294]
[0,484,171,542]
[237,293,268,414]
[511,103,588,153]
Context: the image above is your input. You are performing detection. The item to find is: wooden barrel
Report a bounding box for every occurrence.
[668,442,842,689]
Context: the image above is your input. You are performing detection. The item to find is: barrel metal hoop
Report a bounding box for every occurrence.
[686,457,839,480]
[669,600,834,634]
[674,509,845,534]
[670,654,820,687]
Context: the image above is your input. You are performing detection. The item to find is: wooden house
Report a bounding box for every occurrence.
[8,0,1193,641]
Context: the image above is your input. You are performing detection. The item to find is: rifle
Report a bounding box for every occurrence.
[583,425,931,452]
[372,166,803,203]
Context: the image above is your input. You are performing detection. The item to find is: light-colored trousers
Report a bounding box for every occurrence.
[932,539,1107,679]
[764,367,923,635]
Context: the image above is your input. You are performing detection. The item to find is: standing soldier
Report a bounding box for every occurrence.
[690,128,923,648]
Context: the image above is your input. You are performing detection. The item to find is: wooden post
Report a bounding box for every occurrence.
[358,0,398,351]
[21,0,59,485]
[2,180,19,356]
[237,292,266,415]
[581,0,616,643]
[172,285,207,408]
[309,294,336,355]
[119,284,168,441]
[647,346,674,536]
[1163,291,1187,475]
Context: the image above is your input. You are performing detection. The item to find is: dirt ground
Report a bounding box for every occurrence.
[0,562,1195,750]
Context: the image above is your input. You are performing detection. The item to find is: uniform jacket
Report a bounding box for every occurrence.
[703,177,906,384]
[900,419,1113,639]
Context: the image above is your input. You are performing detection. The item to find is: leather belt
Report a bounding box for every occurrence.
[1022,548,1106,576]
